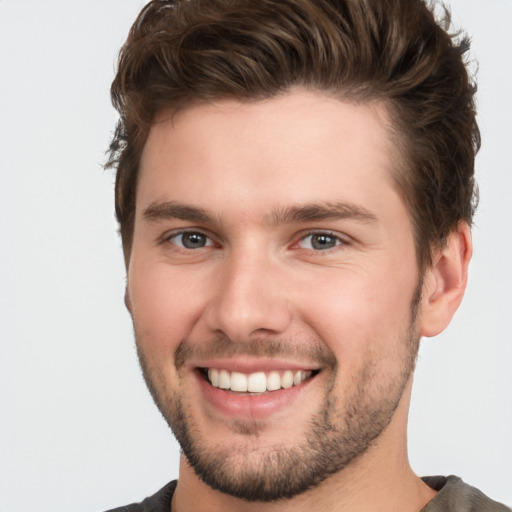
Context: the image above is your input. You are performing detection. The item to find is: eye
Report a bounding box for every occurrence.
[168,231,213,249]
[298,233,342,251]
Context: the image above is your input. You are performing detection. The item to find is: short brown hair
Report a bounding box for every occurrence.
[107,0,479,270]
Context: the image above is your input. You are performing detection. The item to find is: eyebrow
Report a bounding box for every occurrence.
[143,201,216,223]
[268,202,379,225]
[142,200,379,226]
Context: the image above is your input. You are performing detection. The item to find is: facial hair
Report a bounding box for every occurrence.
[135,283,422,502]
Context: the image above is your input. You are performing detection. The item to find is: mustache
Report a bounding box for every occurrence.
[174,336,337,370]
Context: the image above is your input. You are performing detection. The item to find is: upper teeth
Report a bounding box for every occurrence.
[207,369,313,393]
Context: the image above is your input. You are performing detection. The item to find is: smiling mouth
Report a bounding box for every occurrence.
[200,368,319,394]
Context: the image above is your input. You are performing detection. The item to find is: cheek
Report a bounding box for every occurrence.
[127,261,209,353]
[294,264,418,360]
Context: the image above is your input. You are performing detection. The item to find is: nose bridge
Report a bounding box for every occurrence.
[204,243,291,341]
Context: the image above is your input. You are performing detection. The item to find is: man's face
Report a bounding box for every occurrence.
[128,90,423,501]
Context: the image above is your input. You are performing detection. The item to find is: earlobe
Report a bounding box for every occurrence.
[124,287,133,315]
[419,222,473,338]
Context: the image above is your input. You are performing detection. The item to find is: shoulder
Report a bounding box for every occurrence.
[421,475,510,512]
[103,481,177,512]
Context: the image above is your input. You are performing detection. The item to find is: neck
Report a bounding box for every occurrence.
[171,381,436,512]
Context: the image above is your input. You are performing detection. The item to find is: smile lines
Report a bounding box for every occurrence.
[205,369,314,393]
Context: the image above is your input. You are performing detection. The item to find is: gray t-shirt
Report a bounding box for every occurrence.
[421,475,510,511]
[105,475,510,511]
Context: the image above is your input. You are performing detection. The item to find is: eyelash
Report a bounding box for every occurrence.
[296,231,345,252]
[162,230,215,250]
[161,229,347,253]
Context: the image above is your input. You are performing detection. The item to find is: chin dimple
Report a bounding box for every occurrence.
[205,369,314,393]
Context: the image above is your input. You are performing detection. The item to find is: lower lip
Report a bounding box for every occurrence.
[196,371,315,420]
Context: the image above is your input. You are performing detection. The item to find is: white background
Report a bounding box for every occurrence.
[0,1,510,510]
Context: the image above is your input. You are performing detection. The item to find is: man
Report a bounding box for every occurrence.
[104,0,509,510]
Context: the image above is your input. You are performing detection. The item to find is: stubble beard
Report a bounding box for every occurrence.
[134,285,422,502]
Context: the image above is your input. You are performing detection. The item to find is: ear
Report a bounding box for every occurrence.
[419,222,473,338]
[124,286,133,315]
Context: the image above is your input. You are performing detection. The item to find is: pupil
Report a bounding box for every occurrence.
[183,233,206,248]
[312,234,336,250]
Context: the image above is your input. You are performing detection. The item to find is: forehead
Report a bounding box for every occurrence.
[137,89,403,223]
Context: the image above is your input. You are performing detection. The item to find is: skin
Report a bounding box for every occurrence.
[126,89,472,512]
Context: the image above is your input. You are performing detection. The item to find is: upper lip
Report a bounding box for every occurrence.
[190,357,321,374]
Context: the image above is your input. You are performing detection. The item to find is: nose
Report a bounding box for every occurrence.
[203,249,293,342]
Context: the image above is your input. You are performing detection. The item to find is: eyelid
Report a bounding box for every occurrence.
[158,227,349,251]
[294,230,348,251]
[161,228,216,248]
